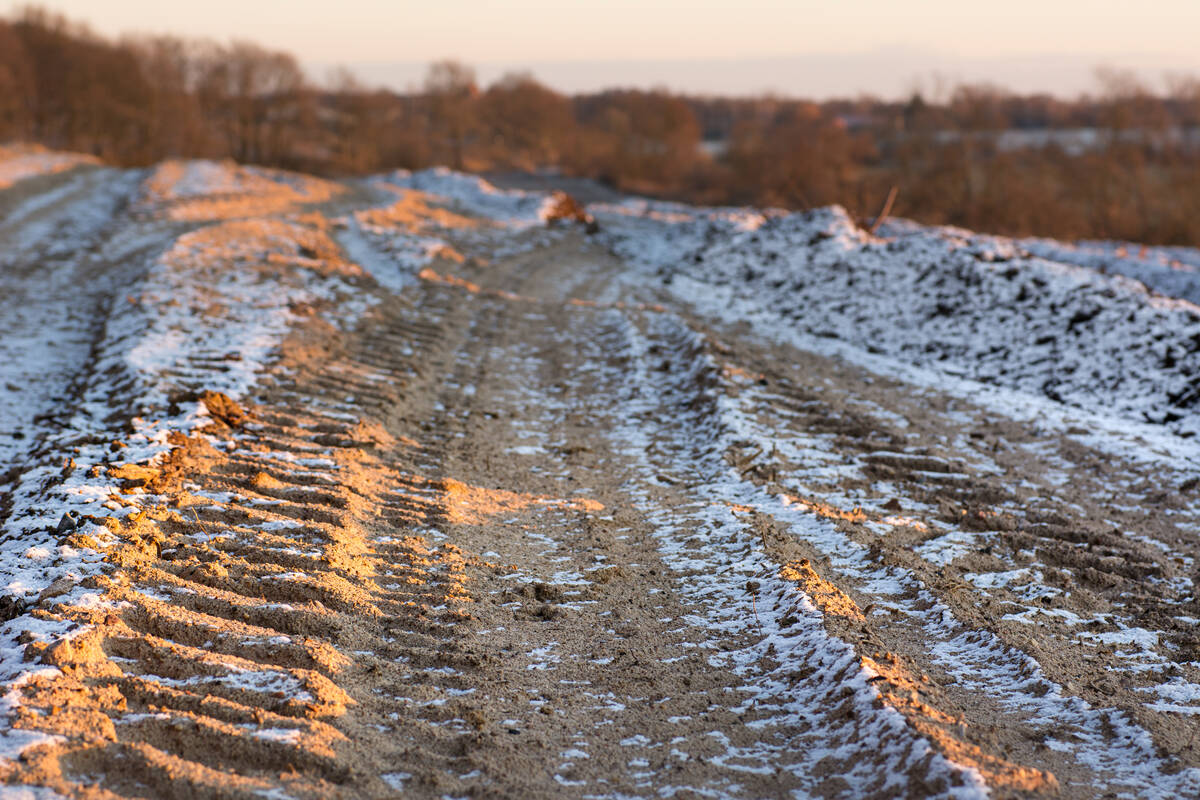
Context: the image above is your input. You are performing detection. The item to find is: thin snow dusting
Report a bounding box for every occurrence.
[0,144,98,190]
[585,310,989,799]
[597,201,1200,440]
[1014,235,1200,306]
[596,307,1200,797]
[0,158,374,769]
[6,159,1200,795]
[134,159,344,221]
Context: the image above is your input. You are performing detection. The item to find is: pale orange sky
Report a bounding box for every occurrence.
[21,0,1200,97]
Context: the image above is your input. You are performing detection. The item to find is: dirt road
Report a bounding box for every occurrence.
[1,160,1199,798]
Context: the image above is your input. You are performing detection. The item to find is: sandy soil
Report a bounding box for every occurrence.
[1,160,1199,799]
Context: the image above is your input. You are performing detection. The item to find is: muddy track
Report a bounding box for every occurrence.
[2,163,1200,798]
[0,167,152,529]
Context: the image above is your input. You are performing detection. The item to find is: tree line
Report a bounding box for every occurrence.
[3,6,1200,245]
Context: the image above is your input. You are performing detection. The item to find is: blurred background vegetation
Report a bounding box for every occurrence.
[4,6,1200,244]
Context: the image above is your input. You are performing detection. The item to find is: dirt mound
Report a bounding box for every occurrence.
[200,390,249,428]
[541,190,599,232]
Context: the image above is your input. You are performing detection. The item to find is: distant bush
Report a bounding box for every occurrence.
[4,6,1200,246]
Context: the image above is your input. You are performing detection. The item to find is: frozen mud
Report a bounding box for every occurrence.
[0,157,1198,799]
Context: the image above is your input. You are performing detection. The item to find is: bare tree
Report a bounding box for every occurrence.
[0,22,34,139]
[480,72,573,169]
[424,60,478,169]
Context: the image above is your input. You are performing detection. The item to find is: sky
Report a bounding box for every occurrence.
[21,0,1200,98]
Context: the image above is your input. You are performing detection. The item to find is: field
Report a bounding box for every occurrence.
[1,152,1200,799]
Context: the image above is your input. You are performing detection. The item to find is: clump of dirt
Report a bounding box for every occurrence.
[200,390,249,428]
[105,463,161,488]
[144,432,222,495]
[250,471,287,490]
[542,191,599,233]
[34,628,117,676]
